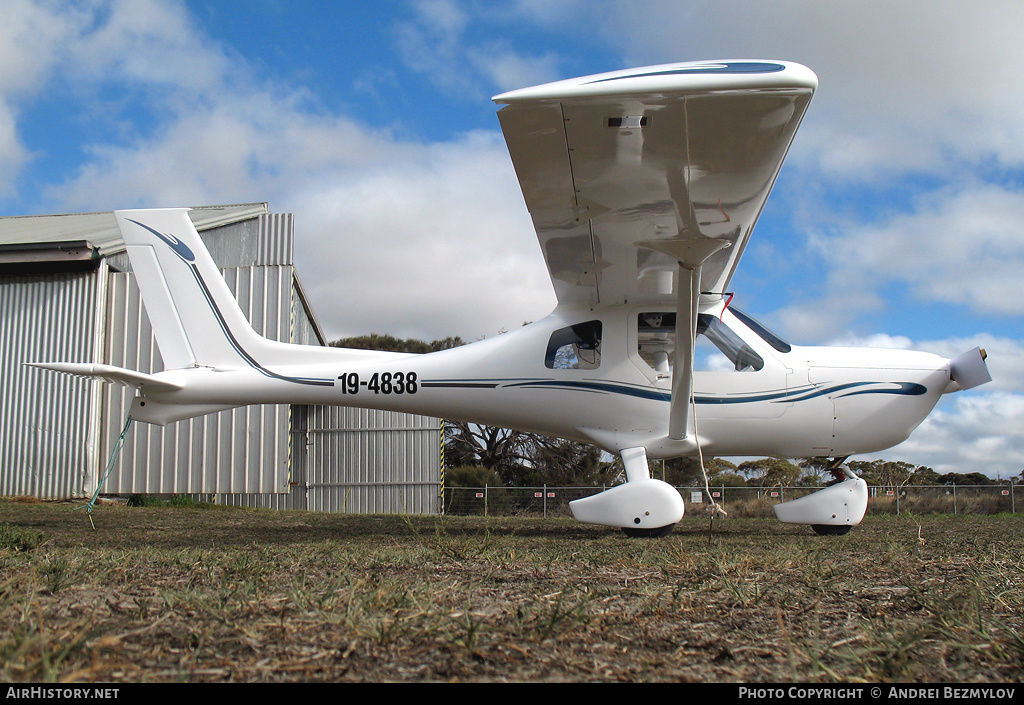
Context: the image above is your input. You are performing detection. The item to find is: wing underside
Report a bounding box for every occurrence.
[496,61,816,441]
[494,60,816,308]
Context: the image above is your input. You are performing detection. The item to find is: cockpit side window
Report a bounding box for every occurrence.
[636,312,763,373]
[546,320,602,369]
[638,312,676,373]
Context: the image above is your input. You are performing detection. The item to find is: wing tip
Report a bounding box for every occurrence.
[493,59,817,104]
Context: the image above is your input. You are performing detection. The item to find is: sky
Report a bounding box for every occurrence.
[2,0,1023,479]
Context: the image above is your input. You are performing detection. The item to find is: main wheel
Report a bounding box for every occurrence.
[811,524,852,536]
[622,524,675,538]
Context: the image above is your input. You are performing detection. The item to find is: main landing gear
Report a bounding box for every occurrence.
[568,446,684,538]
[569,450,867,538]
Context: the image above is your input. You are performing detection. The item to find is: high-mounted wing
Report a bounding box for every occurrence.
[496,61,816,441]
[494,60,817,307]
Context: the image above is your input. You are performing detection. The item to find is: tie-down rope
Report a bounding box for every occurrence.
[76,412,133,529]
[685,294,727,536]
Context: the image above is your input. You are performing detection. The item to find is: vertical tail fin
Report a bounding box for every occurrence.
[115,208,268,371]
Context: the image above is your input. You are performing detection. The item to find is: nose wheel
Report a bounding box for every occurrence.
[774,458,867,534]
[811,524,852,536]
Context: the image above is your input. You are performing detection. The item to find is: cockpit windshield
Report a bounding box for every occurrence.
[729,308,791,353]
[637,312,764,373]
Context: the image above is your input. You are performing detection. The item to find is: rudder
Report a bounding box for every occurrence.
[115,208,268,371]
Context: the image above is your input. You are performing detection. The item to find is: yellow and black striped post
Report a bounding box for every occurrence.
[439,418,446,515]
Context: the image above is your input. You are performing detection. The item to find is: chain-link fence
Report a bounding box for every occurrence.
[442,484,1020,518]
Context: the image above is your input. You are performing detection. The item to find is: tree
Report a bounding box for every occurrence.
[738,458,802,487]
[331,333,464,353]
[848,459,937,487]
[714,471,749,487]
[906,465,940,485]
[796,457,833,486]
[445,465,502,487]
[514,438,611,486]
[937,472,994,486]
[444,421,544,484]
[661,456,739,486]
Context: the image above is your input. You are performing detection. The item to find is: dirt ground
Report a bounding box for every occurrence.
[1,499,1022,683]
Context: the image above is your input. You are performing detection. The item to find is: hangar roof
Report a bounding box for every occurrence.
[0,203,269,256]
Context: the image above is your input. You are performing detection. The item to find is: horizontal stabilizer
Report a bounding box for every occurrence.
[26,363,183,394]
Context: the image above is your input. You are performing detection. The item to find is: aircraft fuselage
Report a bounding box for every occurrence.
[132,302,951,462]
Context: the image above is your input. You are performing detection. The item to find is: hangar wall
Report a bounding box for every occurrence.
[0,271,101,498]
[99,263,295,495]
[0,205,442,513]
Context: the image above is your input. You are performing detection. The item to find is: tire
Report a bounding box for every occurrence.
[622,524,675,538]
[811,524,852,536]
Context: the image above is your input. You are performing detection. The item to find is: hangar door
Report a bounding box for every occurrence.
[291,405,443,514]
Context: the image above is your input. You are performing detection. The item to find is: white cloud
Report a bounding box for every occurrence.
[589,0,1024,179]
[884,391,1024,478]
[507,0,590,27]
[0,0,255,199]
[816,184,1024,316]
[750,178,1024,347]
[19,0,556,342]
[0,0,84,193]
[470,47,562,95]
[0,105,30,196]
[395,0,565,97]
[287,130,555,341]
[0,1,75,96]
[48,87,411,209]
[769,290,885,344]
[61,0,236,94]
[826,332,915,351]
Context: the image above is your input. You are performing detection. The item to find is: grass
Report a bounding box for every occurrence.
[0,523,44,554]
[0,500,1021,682]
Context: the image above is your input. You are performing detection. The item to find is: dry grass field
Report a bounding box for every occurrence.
[1,498,1022,683]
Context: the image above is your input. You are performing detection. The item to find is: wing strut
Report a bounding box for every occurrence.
[639,237,731,441]
[669,262,701,440]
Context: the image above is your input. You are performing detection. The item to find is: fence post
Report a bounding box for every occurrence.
[543,484,547,518]
[484,484,489,517]
[952,483,957,515]
[896,485,900,515]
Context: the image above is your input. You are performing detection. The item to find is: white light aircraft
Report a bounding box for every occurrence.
[33,60,991,537]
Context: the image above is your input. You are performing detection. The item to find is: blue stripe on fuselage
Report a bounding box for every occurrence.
[422,378,928,404]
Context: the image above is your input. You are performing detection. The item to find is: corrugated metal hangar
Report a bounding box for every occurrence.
[0,204,442,514]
